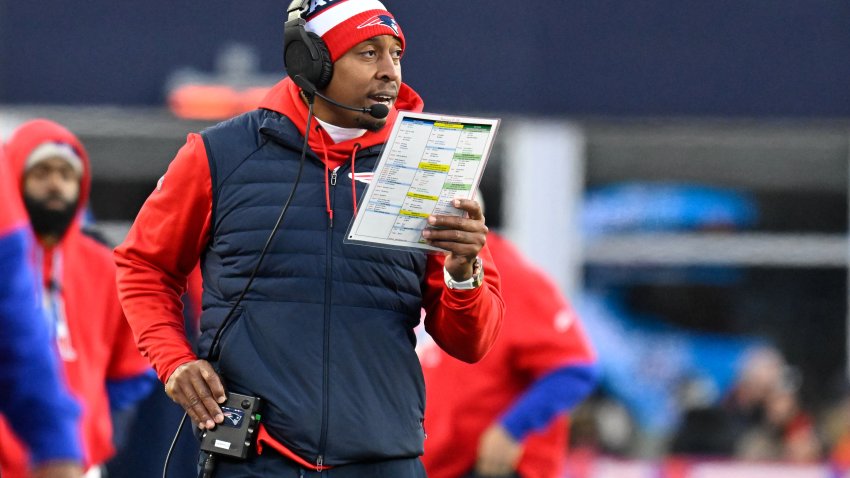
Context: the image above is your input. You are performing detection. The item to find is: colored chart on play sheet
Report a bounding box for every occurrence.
[346,111,500,252]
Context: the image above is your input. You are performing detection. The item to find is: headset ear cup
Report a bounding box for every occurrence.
[283,27,314,82]
[308,32,334,90]
[284,26,333,89]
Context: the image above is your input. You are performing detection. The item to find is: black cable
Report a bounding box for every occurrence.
[162,411,188,478]
[162,99,317,478]
[200,452,217,478]
[206,102,315,363]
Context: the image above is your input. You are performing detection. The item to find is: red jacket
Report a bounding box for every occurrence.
[0,120,152,477]
[421,233,596,478]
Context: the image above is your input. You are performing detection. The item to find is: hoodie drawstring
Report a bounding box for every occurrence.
[35,247,78,362]
[315,128,364,226]
[350,143,361,216]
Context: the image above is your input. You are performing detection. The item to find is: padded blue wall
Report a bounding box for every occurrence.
[1,1,848,117]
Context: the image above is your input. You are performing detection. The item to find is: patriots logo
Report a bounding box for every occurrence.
[222,410,243,427]
[348,172,374,184]
[357,14,400,36]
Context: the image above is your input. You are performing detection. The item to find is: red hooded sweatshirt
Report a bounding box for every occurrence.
[115,77,504,389]
[421,233,597,478]
[0,119,152,477]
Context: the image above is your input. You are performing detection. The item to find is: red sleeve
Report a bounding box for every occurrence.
[108,316,154,380]
[421,244,504,363]
[106,264,155,380]
[492,234,596,376]
[114,133,212,383]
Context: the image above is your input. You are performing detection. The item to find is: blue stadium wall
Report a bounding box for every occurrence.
[1,0,849,117]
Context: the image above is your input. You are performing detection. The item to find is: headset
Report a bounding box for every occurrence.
[282,0,391,119]
[284,0,334,90]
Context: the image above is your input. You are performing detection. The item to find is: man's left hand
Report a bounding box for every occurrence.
[422,198,488,281]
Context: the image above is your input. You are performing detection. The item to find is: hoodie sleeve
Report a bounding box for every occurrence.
[421,246,504,363]
[0,163,82,465]
[500,364,599,440]
[114,133,212,383]
[104,247,158,409]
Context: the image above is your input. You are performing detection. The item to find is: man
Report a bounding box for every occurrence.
[0,144,83,478]
[114,0,504,476]
[0,119,155,478]
[420,232,598,478]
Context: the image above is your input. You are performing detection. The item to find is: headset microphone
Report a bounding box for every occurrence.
[293,75,390,120]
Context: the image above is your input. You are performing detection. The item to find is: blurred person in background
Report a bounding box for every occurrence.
[715,346,819,462]
[420,229,598,478]
[0,143,83,478]
[732,350,822,463]
[671,345,822,462]
[0,120,155,478]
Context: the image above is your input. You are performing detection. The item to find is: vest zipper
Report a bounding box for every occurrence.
[328,168,338,228]
[318,167,338,467]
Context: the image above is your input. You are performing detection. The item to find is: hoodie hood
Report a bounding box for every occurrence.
[0,145,28,235]
[259,77,424,166]
[4,119,91,242]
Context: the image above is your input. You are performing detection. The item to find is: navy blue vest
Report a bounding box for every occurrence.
[198,109,428,465]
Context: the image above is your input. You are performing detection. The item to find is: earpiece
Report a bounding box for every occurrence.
[284,0,334,89]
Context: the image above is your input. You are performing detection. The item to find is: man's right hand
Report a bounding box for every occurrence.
[165,359,227,429]
[32,461,83,478]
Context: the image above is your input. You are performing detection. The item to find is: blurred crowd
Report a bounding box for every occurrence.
[569,343,850,470]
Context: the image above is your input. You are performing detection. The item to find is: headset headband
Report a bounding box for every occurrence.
[287,0,310,23]
[283,0,334,89]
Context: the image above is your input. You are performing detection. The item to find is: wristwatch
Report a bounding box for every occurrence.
[444,257,484,290]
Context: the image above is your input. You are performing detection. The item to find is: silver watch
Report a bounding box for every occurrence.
[444,257,484,290]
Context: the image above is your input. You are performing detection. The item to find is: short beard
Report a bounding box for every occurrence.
[23,195,78,240]
[355,115,387,132]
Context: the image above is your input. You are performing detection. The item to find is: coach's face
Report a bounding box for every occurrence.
[317,35,402,131]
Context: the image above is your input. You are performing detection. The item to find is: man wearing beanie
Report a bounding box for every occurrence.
[115,0,505,476]
[1,120,156,478]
